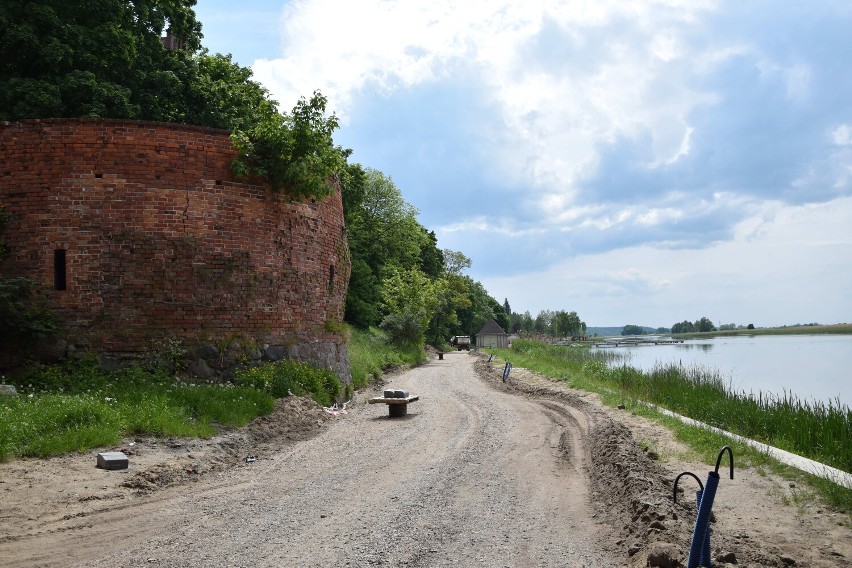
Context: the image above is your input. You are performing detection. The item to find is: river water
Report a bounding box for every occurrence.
[600,334,852,409]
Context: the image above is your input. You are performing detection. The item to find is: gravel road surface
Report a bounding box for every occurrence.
[2,351,616,567]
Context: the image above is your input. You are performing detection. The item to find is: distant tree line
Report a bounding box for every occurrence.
[501,304,587,338]
[671,317,717,334]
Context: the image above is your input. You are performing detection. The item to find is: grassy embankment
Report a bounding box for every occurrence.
[0,326,413,462]
[348,326,427,389]
[0,330,412,461]
[488,338,852,513]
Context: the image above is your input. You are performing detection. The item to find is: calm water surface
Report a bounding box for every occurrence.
[603,334,852,408]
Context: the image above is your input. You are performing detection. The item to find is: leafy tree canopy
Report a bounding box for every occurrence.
[1,0,201,121]
[342,168,445,328]
[0,0,343,199]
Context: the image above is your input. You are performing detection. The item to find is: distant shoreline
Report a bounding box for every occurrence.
[671,323,852,338]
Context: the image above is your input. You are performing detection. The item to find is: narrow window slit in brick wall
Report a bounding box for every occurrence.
[328,265,335,294]
[54,249,67,291]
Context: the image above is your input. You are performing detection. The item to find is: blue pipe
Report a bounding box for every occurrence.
[687,471,719,568]
[681,447,734,567]
[695,489,711,567]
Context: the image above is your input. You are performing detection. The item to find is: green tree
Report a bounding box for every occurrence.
[534,310,554,333]
[379,267,437,346]
[426,250,472,345]
[1,1,344,199]
[342,168,432,327]
[231,91,345,198]
[621,324,646,336]
[521,311,535,333]
[695,316,717,333]
[0,0,202,121]
[183,51,277,130]
[553,310,582,337]
[442,249,472,276]
[455,278,496,337]
[418,229,444,279]
[508,312,523,334]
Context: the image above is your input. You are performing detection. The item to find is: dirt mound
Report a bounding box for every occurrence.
[118,396,335,492]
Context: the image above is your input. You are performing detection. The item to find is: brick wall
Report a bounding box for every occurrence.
[0,119,351,382]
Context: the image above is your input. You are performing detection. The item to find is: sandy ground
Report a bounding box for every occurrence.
[0,351,849,567]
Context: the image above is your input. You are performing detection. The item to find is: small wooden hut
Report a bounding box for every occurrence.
[476,319,509,348]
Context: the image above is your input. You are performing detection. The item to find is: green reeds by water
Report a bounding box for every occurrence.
[591,359,851,475]
[497,339,851,474]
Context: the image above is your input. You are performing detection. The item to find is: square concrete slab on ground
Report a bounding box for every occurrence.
[96,451,129,470]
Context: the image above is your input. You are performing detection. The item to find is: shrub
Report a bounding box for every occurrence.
[235,360,340,407]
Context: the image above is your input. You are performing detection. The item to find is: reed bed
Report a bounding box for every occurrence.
[500,340,851,474]
[592,361,851,473]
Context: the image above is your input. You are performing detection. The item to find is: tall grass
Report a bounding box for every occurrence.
[584,360,852,474]
[501,340,851,474]
[0,328,423,461]
[348,326,426,389]
[235,359,341,407]
[0,356,300,461]
[492,338,623,389]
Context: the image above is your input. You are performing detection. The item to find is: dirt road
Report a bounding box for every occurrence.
[1,351,850,567]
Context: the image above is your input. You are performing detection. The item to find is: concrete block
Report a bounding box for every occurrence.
[383,389,409,398]
[97,451,129,470]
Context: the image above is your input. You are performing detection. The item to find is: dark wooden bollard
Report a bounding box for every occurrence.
[438,352,444,360]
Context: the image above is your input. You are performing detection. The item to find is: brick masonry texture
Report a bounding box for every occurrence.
[0,119,352,382]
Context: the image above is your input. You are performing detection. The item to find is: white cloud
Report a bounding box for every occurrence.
[253,0,716,193]
[243,0,851,326]
[481,196,852,326]
[440,216,546,239]
[833,124,852,146]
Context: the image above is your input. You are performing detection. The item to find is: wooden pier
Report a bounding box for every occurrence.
[593,337,685,348]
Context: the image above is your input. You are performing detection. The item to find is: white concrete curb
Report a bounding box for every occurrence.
[643,402,852,489]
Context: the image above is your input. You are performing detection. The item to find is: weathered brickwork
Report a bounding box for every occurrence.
[0,119,352,382]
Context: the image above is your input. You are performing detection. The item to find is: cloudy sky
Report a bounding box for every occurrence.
[194,0,852,328]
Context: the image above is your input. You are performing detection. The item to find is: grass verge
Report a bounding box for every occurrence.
[0,354,344,462]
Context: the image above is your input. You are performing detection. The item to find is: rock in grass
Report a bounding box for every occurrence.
[0,385,18,397]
